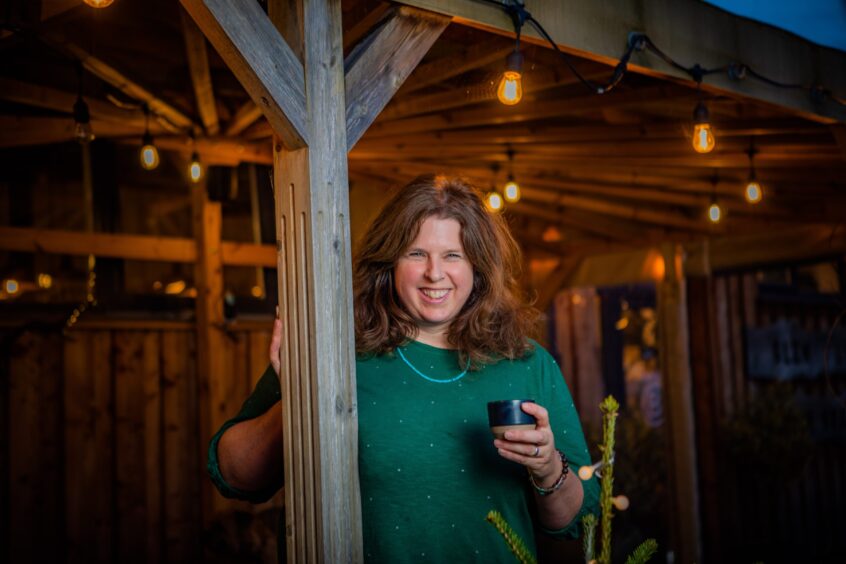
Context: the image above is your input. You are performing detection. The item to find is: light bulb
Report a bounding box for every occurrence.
[503,180,521,203]
[37,273,53,289]
[497,50,524,106]
[708,202,722,223]
[4,279,19,295]
[612,495,630,511]
[745,180,762,204]
[485,191,504,212]
[73,97,95,144]
[140,132,159,170]
[692,101,715,154]
[84,0,114,7]
[189,152,203,183]
[578,465,594,481]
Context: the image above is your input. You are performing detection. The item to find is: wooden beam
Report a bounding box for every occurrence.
[685,223,846,275]
[394,0,846,123]
[399,40,513,95]
[0,226,276,267]
[343,1,391,51]
[269,0,362,560]
[0,78,145,128]
[191,181,228,523]
[656,242,702,564]
[180,0,308,149]
[180,7,220,135]
[0,116,140,148]
[223,101,262,136]
[344,5,449,149]
[41,35,195,131]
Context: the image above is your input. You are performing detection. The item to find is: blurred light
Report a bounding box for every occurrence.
[165,280,186,295]
[651,255,665,280]
[615,316,629,331]
[503,179,521,203]
[152,280,162,291]
[708,201,722,223]
[692,101,715,154]
[37,273,53,289]
[745,180,762,204]
[84,0,114,7]
[485,191,504,212]
[140,131,159,170]
[4,279,19,295]
[189,152,203,183]
[251,285,264,298]
[612,495,630,511]
[578,465,594,481]
[541,226,561,243]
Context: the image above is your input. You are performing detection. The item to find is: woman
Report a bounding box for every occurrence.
[209,175,599,562]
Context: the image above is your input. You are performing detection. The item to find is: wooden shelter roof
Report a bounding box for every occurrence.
[2,0,845,280]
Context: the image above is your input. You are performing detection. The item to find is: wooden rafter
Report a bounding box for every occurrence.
[398,40,514,95]
[180,7,220,135]
[344,5,450,149]
[223,101,262,136]
[180,0,308,149]
[41,35,195,131]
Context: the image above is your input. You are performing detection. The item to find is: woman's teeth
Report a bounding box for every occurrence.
[421,289,448,299]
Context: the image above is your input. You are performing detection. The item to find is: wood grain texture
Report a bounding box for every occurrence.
[180,6,220,135]
[180,0,308,149]
[656,243,702,564]
[344,5,449,149]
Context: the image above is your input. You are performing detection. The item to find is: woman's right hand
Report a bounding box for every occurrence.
[270,316,282,376]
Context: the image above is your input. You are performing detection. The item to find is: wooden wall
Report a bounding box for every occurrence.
[3,320,279,564]
[688,273,846,563]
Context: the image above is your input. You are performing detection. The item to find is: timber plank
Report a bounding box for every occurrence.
[162,331,201,563]
[64,330,114,563]
[114,331,150,564]
[142,332,163,564]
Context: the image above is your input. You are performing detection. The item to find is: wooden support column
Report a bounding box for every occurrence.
[191,181,227,521]
[271,0,362,557]
[656,243,702,564]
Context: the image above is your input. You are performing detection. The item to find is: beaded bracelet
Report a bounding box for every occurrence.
[528,449,569,496]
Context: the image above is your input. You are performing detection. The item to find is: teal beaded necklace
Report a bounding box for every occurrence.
[396,347,470,384]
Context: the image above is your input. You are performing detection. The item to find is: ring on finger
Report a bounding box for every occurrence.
[532,445,540,457]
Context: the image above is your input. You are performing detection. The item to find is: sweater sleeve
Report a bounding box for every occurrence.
[533,343,601,539]
[207,365,284,504]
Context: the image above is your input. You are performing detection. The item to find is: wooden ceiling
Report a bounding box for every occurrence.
[2,0,845,264]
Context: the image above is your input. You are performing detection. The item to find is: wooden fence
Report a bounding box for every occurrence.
[689,273,846,563]
[2,320,279,563]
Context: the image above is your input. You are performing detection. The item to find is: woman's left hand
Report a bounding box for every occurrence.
[493,401,560,485]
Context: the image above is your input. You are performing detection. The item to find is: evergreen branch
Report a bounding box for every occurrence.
[598,396,619,564]
[625,538,658,564]
[485,510,538,564]
[581,513,597,562]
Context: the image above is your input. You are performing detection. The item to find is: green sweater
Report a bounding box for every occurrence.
[208,340,599,562]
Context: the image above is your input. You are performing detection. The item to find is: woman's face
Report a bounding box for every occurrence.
[394,216,474,346]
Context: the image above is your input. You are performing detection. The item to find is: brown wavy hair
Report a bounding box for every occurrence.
[353,174,538,367]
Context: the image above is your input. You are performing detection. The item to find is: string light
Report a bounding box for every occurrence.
[73,97,95,144]
[140,105,159,170]
[497,49,524,105]
[744,143,763,204]
[189,151,203,183]
[708,172,722,223]
[502,148,521,202]
[692,100,715,153]
[84,0,115,7]
[37,273,53,289]
[3,279,19,295]
[612,495,630,511]
[485,190,504,212]
[578,455,615,481]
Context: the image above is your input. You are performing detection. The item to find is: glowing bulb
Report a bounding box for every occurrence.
[84,0,114,7]
[745,180,762,204]
[189,152,203,183]
[708,202,722,223]
[578,465,594,481]
[692,101,715,154]
[503,180,521,203]
[37,273,53,289]
[251,285,264,298]
[165,280,186,295]
[140,132,159,170]
[497,71,522,105]
[485,191,504,212]
[612,495,630,511]
[4,279,19,295]
[497,50,524,106]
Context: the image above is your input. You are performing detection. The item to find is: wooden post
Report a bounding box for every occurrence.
[191,181,228,522]
[271,0,362,558]
[656,243,702,563]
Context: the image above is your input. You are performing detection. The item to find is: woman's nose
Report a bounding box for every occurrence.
[425,258,444,282]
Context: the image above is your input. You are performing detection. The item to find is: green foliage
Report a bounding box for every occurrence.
[582,513,597,562]
[598,396,619,564]
[485,510,538,564]
[624,538,658,564]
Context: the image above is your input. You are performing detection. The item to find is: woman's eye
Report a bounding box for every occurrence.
[446,253,462,259]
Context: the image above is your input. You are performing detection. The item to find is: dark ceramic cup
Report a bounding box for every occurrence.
[487,399,537,439]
